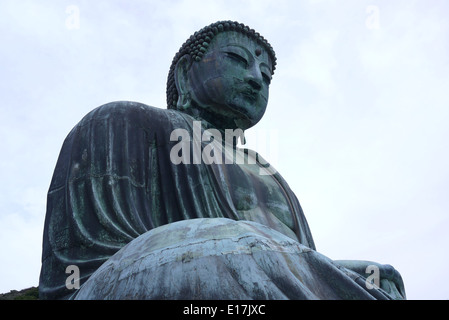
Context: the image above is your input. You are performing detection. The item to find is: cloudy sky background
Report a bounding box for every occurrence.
[1,0,448,299]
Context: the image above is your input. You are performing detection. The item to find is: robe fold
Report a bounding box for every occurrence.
[40,101,405,300]
[39,101,317,300]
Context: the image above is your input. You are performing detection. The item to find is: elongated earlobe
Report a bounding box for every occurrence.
[174,54,193,110]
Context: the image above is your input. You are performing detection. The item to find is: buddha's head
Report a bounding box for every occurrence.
[166,21,277,130]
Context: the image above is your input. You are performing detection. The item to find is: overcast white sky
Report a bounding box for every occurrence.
[1,0,448,300]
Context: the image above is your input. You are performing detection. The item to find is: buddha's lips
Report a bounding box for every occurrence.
[240,88,258,102]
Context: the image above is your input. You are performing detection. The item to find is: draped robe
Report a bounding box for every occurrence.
[39,101,400,300]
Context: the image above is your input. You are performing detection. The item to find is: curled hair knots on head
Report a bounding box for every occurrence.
[166,20,277,109]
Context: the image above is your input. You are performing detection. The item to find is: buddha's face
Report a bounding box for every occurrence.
[184,31,273,130]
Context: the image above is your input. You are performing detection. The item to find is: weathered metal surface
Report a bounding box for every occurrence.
[40,20,406,300]
[73,218,396,300]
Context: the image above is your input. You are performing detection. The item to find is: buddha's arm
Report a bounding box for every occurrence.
[334,260,406,299]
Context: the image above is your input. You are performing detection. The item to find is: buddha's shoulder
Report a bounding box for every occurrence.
[77,101,184,129]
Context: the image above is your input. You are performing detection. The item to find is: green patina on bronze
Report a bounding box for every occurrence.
[39,20,406,300]
[166,20,277,110]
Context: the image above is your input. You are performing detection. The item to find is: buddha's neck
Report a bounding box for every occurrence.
[189,103,240,130]
[181,106,246,148]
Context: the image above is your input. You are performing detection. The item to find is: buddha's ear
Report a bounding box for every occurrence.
[174,54,193,110]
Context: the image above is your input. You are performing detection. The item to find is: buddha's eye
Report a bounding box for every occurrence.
[225,51,248,67]
[262,72,271,85]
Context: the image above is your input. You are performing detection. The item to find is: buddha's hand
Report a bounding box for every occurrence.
[334,260,406,300]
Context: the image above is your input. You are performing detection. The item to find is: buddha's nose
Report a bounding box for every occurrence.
[245,64,263,91]
[247,78,262,91]
[245,70,263,91]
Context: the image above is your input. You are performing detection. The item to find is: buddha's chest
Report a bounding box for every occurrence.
[223,154,297,240]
